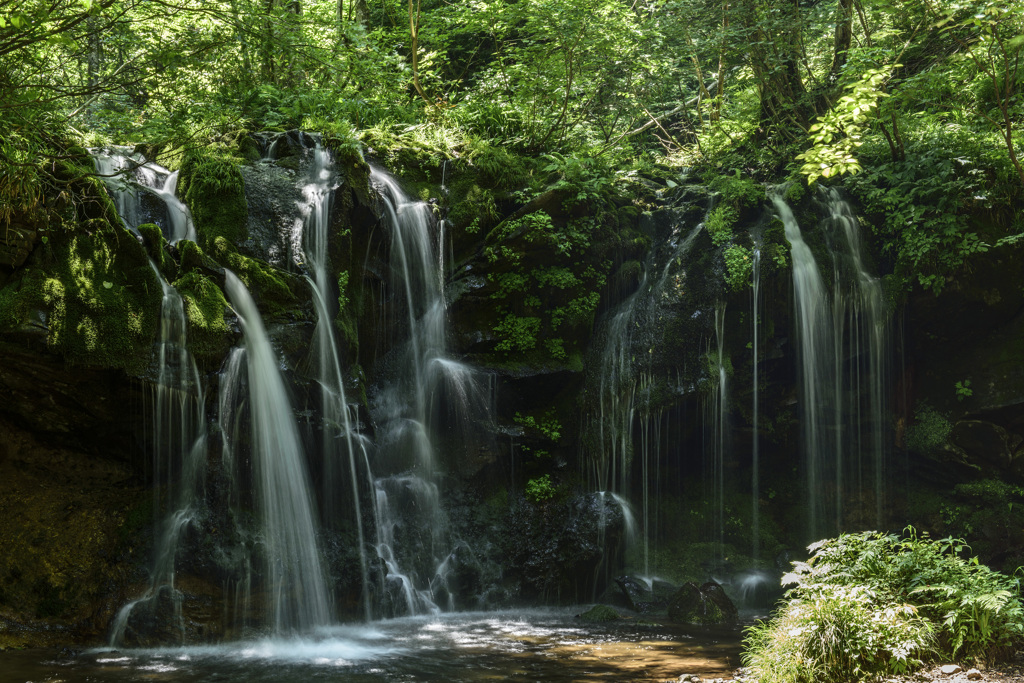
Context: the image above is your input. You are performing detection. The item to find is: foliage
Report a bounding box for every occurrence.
[844,124,1015,294]
[524,474,557,503]
[706,205,738,246]
[744,529,1024,682]
[514,411,562,442]
[724,244,753,291]
[955,380,974,401]
[796,68,892,185]
[905,403,953,455]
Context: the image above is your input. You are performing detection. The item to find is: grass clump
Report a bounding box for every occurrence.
[743,528,1024,682]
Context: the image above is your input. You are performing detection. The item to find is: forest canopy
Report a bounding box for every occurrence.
[2,0,1022,289]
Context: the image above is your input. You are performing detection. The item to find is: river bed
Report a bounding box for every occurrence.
[1,608,743,682]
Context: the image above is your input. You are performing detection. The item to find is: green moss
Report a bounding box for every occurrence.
[178,148,248,246]
[137,223,174,278]
[578,604,622,622]
[42,227,162,372]
[0,267,46,331]
[172,270,231,360]
[178,239,222,275]
[210,237,298,312]
[448,183,500,233]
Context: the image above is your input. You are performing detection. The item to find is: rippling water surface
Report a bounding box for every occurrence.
[2,609,742,682]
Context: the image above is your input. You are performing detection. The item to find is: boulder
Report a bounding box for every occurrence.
[613,575,674,613]
[668,581,739,626]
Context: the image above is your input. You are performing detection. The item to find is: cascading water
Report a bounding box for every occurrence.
[819,187,891,527]
[224,270,332,632]
[91,148,197,243]
[93,149,144,231]
[771,190,838,540]
[368,167,493,615]
[109,267,207,646]
[772,187,892,540]
[94,146,208,645]
[295,139,372,620]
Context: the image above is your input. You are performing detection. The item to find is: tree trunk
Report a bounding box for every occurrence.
[753,0,807,138]
[829,0,854,84]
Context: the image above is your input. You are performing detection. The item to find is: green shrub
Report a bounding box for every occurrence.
[743,529,1024,682]
[905,403,952,455]
[724,244,753,291]
[525,474,557,503]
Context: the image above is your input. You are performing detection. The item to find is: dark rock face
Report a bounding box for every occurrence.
[0,418,146,648]
[501,493,625,603]
[667,581,739,626]
[613,576,677,613]
[0,223,39,268]
[0,341,145,460]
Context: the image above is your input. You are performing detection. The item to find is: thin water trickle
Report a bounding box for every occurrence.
[771,190,838,541]
[750,246,761,564]
[708,303,728,561]
[582,222,703,574]
[110,264,206,647]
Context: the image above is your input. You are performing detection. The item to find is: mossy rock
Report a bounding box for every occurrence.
[172,271,232,362]
[21,223,163,373]
[138,223,174,279]
[668,581,739,626]
[578,604,622,623]
[178,149,249,246]
[209,237,300,316]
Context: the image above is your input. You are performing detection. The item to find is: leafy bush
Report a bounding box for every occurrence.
[845,124,1019,294]
[743,529,1024,682]
[525,475,557,503]
[905,403,953,455]
[724,244,753,290]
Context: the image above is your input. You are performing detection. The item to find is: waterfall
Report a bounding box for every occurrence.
[95,143,208,645]
[91,148,197,243]
[820,187,891,527]
[368,168,492,615]
[771,190,838,541]
[296,140,371,620]
[772,187,892,540]
[93,148,144,232]
[109,265,207,646]
[224,270,332,632]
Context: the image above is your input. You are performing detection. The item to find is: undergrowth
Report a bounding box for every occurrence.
[743,528,1024,682]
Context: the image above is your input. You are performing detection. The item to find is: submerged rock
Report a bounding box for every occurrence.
[577,604,622,622]
[613,575,676,613]
[668,581,738,626]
